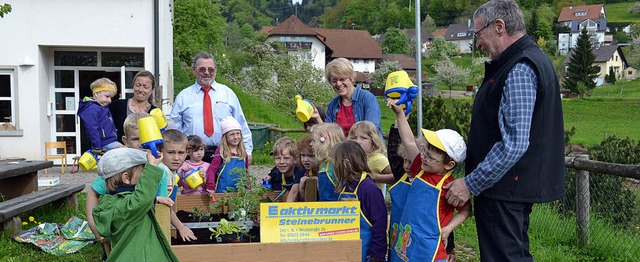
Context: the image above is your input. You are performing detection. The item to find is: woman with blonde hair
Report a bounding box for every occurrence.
[310,58,382,138]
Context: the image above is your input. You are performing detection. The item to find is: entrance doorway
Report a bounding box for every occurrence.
[51,50,144,163]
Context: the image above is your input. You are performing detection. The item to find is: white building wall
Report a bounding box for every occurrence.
[350,59,376,73]
[0,0,173,160]
[266,36,326,70]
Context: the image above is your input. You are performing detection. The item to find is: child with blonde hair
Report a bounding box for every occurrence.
[310,123,345,201]
[178,135,210,195]
[348,121,394,195]
[331,140,387,262]
[77,77,122,153]
[206,116,249,193]
[264,137,306,202]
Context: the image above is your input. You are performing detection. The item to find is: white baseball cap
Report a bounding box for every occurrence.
[421,129,466,163]
[97,148,148,179]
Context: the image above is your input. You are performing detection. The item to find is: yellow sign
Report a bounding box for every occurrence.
[260,202,361,243]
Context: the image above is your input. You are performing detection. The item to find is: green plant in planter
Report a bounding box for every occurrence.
[188,207,212,222]
[212,167,271,223]
[209,218,246,239]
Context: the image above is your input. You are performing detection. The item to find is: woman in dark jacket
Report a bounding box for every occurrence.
[109,70,157,143]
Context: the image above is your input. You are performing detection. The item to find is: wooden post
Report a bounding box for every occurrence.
[304,178,318,202]
[575,154,590,247]
[155,203,172,242]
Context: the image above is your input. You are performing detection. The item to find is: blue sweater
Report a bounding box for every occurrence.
[77,98,118,150]
[325,86,383,138]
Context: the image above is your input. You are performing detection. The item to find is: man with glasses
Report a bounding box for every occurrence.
[443,0,565,261]
[171,52,253,163]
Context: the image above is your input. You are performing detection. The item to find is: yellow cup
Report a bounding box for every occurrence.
[78,151,98,171]
[295,95,314,122]
[184,168,204,189]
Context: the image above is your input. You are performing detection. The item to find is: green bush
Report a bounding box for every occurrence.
[556,135,640,228]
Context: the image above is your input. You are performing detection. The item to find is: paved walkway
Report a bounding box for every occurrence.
[37,164,273,192]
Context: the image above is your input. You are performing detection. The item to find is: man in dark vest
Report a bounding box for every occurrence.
[442,0,566,261]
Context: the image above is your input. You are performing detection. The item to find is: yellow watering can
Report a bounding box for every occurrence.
[78,150,98,171]
[149,108,168,132]
[183,167,204,189]
[385,71,418,116]
[138,116,163,157]
[295,94,314,122]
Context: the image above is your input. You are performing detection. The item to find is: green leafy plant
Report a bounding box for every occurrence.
[188,207,212,222]
[212,168,271,223]
[209,218,246,239]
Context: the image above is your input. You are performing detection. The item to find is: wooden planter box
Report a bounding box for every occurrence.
[163,191,361,261]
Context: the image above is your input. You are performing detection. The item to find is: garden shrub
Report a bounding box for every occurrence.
[556,135,640,228]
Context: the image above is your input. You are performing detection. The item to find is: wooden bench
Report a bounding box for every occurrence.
[0,160,52,200]
[0,183,85,234]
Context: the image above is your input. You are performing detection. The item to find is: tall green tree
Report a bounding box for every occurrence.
[174,0,226,63]
[382,28,411,55]
[563,27,600,94]
[320,0,350,28]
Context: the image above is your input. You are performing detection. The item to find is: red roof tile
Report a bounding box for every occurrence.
[313,28,382,59]
[558,4,604,22]
[431,28,447,38]
[267,15,317,36]
[382,54,417,70]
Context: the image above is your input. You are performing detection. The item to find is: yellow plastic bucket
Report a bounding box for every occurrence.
[78,151,98,171]
[184,168,204,189]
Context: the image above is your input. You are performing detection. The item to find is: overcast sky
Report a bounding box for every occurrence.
[292,0,302,4]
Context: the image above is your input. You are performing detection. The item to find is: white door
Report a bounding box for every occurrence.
[50,50,144,163]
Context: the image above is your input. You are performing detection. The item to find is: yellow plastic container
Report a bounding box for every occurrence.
[138,116,163,156]
[150,108,168,132]
[184,168,204,189]
[295,95,314,122]
[78,151,98,171]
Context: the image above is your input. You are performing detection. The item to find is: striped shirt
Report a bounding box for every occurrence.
[464,62,538,196]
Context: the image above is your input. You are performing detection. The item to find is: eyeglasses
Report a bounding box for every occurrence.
[421,150,444,163]
[196,67,216,74]
[473,19,496,40]
[329,78,348,85]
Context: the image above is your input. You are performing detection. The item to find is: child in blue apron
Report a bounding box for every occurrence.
[309,123,345,201]
[263,137,306,202]
[331,140,387,262]
[386,99,471,262]
[205,116,249,193]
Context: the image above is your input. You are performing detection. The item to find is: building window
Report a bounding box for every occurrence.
[575,11,587,16]
[0,69,15,124]
[457,32,467,37]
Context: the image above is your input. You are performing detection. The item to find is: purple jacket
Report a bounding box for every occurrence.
[346,176,388,259]
[77,98,118,150]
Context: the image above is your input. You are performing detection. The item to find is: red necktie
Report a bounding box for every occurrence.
[202,86,214,137]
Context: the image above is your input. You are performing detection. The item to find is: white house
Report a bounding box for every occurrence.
[262,16,382,74]
[557,4,606,55]
[0,0,174,163]
[443,23,474,54]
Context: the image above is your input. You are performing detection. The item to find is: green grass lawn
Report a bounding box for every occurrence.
[564,79,640,146]
[0,193,102,261]
[605,2,640,23]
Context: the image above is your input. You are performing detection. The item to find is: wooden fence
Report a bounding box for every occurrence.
[564,154,640,246]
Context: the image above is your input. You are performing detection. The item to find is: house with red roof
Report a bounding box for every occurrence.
[557,4,606,55]
[261,16,382,75]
